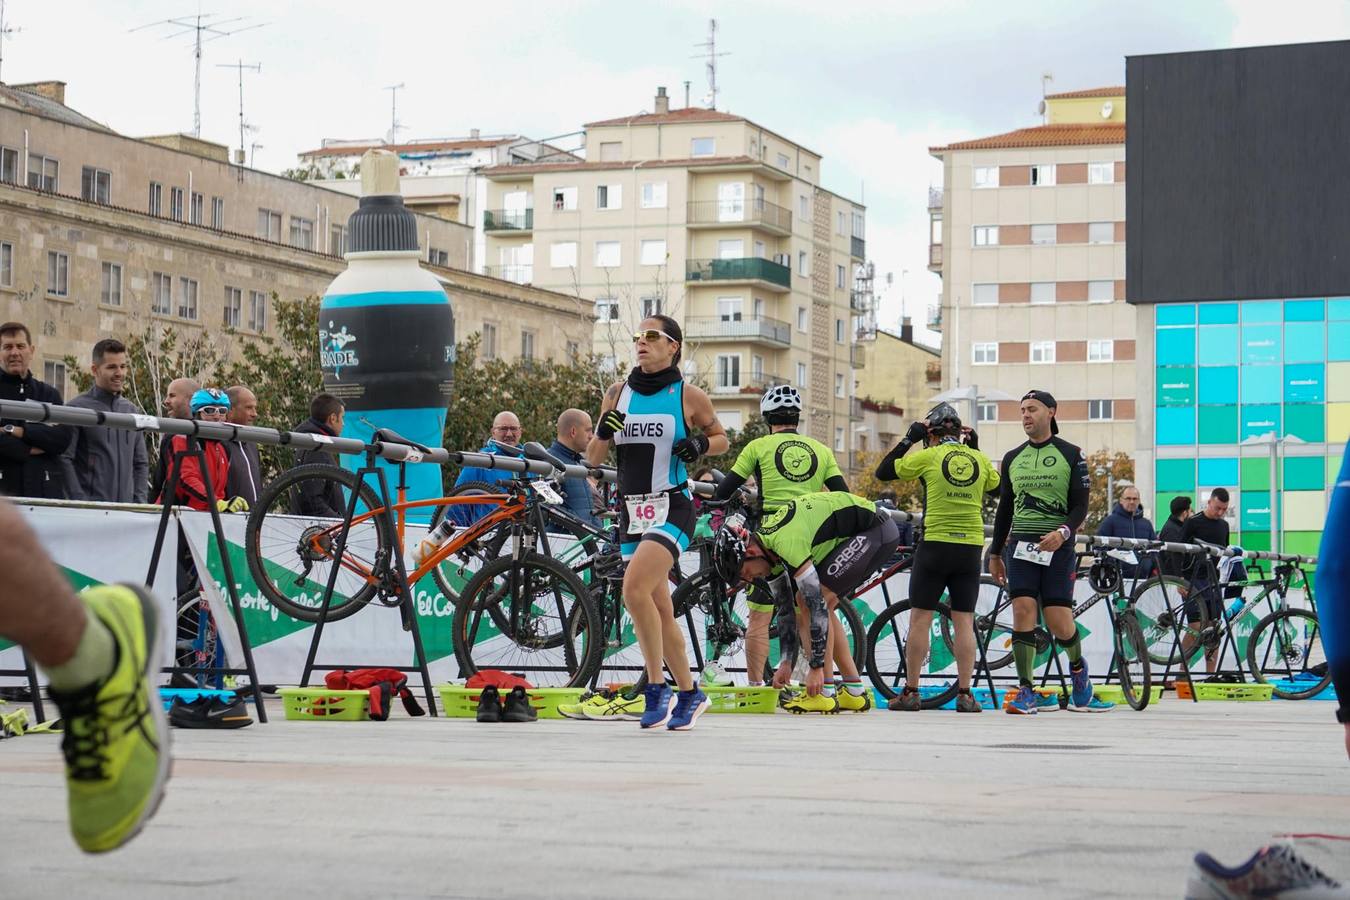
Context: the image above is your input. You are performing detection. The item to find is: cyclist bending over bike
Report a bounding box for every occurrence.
[711,384,851,693]
[587,315,727,731]
[876,402,999,712]
[715,491,899,714]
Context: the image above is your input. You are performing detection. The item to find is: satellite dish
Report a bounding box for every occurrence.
[1037,99,1047,116]
[1101,101,1114,118]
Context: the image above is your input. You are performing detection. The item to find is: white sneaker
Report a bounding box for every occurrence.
[700,662,733,687]
[1185,844,1348,899]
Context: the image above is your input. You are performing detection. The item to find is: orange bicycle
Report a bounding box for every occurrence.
[244,458,602,686]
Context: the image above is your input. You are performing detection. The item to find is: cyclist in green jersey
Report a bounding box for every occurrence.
[713,491,900,714]
[876,402,999,712]
[711,385,855,698]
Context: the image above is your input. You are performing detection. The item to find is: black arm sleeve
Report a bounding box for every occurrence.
[824,474,849,492]
[711,471,747,502]
[990,451,1016,554]
[1061,441,1091,533]
[874,440,911,482]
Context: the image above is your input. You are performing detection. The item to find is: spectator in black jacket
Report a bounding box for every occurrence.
[224,385,263,506]
[290,393,345,518]
[63,339,148,503]
[1158,495,1192,578]
[0,322,71,498]
[1095,485,1157,579]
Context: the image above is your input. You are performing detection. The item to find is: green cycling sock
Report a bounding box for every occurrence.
[1012,630,1037,687]
[1060,630,1083,665]
[44,613,115,693]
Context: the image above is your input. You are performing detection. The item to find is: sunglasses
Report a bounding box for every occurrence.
[632,329,676,344]
[196,406,229,416]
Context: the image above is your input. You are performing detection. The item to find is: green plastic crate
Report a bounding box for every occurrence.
[279,688,369,721]
[1094,684,1163,705]
[703,685,778,714]
[438,685,584,719]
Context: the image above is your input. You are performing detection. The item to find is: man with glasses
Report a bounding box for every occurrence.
[1095,485,1158,583]
[447,410,526,526]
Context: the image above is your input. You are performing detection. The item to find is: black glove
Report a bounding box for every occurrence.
[905,420,928,444]
[596,409,626,440]
[672,433,709,463]
[962,429,979,451]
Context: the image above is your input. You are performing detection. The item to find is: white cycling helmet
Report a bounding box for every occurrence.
[760,384,803,416]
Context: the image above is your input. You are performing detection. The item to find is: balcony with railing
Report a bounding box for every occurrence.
[684,315,791,348]
[685,257,791,291]
[849,396,863,421]
[928,242,943,271]
[850,343,866,369]
[484,208,533,232]
[849,289,871,313]
[483,264,533,284]
[925,360,942,389]
[928,186,944,211]
[850,235,865,259]
[686,199,792,235]
[927,305,942,332]
[712,372,789,395]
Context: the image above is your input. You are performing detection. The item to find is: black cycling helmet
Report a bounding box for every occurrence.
[1088,557,1122,594]
[925,401,962,437]
[713,523,749,584]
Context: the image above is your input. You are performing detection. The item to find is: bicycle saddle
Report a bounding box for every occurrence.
[522,441,572,472]
[372,428,430,453]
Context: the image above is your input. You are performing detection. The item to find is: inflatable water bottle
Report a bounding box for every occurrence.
[319,149,455,522]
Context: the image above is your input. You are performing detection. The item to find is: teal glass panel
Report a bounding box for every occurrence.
[1198,406,1238,443]
[1284,322,1325,363]
[1330,322,1350,361]
[1198,457,1238,486]
[1283,456,1325,491]
[1156,458,1196,491]
[1198,325,1239,365]
[1284,404,1325,442]
[1240,300,1281,323]
[1241,491,1273,531]
[1241,324,1281,364]
[1156,329,1196,365]
[1240,365,1281,404]
[1198,366,1237,404]
[1157,366,1196,405]
[1198,303,1239,325]
[1284,363,1324,402]
[1157,304,1196,326]
[1156,407,1196,445]
[1240,404,1281,441]
[1330,298,1350,320]
[1284,299,1325,321]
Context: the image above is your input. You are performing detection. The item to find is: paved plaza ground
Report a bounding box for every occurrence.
[1,696,1347,899]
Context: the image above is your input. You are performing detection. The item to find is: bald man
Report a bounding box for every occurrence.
[550,408,598,527]
[224,386,262,505]
[448,410,525,526]
[150,377,200,501]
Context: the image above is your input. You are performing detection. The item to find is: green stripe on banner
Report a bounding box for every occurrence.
[1,566,105,653]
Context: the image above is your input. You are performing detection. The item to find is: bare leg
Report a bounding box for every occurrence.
[905,607,935,691]
[950,610,976,692]
[1042,606,1077,645]
[746,609,771,684]
[0,500,88,666]
[652,567,693,692]
[623,541,678,686]
[825,590,860,680]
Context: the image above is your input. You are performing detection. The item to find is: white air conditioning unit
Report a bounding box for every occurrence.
[772,253,790,267]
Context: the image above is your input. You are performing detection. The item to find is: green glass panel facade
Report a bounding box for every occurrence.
[1198,406,1239,443]
[1283,456,1325,490]
[1156,458,1196,491]
[1157,367,1196,405]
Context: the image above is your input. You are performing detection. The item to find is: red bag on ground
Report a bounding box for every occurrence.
[324,668,427,720]
[464,670,534,691]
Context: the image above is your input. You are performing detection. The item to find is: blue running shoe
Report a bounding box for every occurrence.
[667,688,710,731]
[639,683,673,729]
[1070,660,1094,707]
[1006,684,1038,715]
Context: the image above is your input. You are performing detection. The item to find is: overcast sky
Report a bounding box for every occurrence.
[7,1,1349,343]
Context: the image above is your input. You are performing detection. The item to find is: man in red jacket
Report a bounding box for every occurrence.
[157,388,237,512]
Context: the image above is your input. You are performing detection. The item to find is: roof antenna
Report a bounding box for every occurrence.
[215,59,261,166]
[691,18,729,109]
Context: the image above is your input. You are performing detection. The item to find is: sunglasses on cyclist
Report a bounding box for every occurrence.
[632,329,676,344]
[195,406,228,416]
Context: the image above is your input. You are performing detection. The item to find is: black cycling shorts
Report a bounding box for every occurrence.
[817,515,901,599]
[1002,539,1076,608]
[618,489,695,562]
[909,541,983,613]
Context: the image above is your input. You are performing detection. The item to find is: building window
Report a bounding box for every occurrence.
[43,360,66,395]
[973,225,999,247]
[596,184,622,210]
[640,181,667,209]
[835,318,844,342]
[776,152,790,169]
[290,216,315,250]
[1031,282,1055,305]
[550,241,577,268]
[1088,162,1114,184]
[837,210,846,235]
[27,154,58,192]
[0,146,17,183]
[640,295,662,318]
[211,197,225,229]
[799,195,809,220]
[148,182,163,216]
[222,287,242,328]
[717,296,743,321]
[566,341,580,361]
[852,211,865,238]
[594,241,621,267]
[834,427,844,452]
[329,225,345,256]
[1030,224,1056,245]
[796,362,807,387]
[1030,164,1055,186]
[692,137,716,157]
[170,187,184,221]
[715,354,740,389]
[100,262,122,307]
[797,306,808,332]
[1089,399,1114,421]
[598,141,623,161]
[977,402,997,423]
[427,247,449,266]
[551,186,578,211]
[836,264,846,289]
[482,322,498,360]
[972,283,998,306]
[594,297,619,321]
[640,240,666,266]
[973,166,999,188]
[0,241,11,288]
[834,372,845,397]
[1030,340,1055,363]
[797,251,808,275]
[257,208,281,240]
[152,273,173,315]
[1088,221,1113,244]
[46,251,68,297]
[190,191,204,225]
[1089,280,1114,303]
[177,277,199,320]
[521,330,535,360]
[248,290,267,332]
[1088,339,1114,362]
[81,167,111,204]
[972,342,998,365]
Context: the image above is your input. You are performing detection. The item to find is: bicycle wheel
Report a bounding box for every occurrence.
[245,463,392,623]
[428,480,512,605]
[1130,575,1206,667]
[940,575,1015,670]
[865,600,958,708]
[1113,608,1152,711]
[1246,609,1331,700]
[451,551,600,688]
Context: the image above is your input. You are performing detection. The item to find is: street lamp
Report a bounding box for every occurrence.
[1239,431,1306,554]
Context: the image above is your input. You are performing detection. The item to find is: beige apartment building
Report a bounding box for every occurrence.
[479,89,867,459]
[852,320,942,461]
[0,80,591,397]
[929,87,1134,459]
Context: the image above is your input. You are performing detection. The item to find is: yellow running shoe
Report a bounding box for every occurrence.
[835,689,872,713]
[782,692,840,715]
[557,690,612,720]
[49,584,171,853]
[582,691,645,720]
